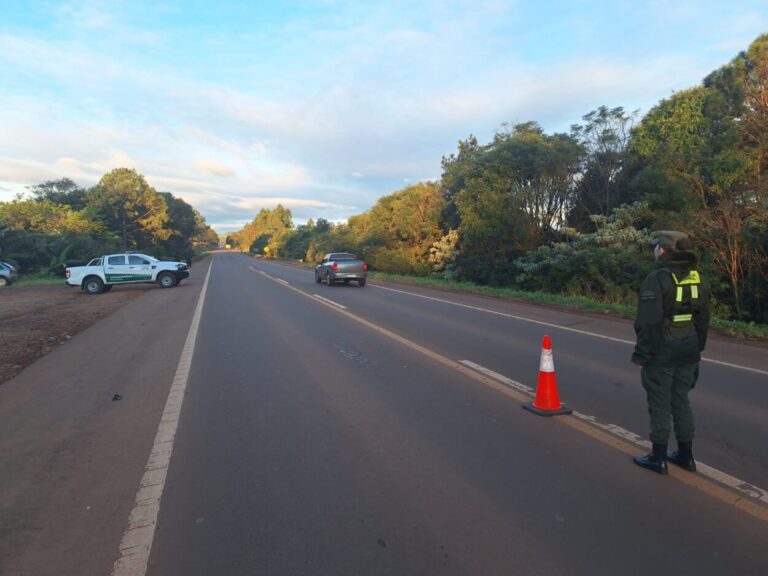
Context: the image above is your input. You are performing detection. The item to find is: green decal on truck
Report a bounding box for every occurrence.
[105,274,153,282]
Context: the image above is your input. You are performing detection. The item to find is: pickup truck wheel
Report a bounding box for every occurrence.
[158,272,177,288]
[326,272,334,286]
[83,277,104,294]
[315,271,321,283]
[358,279,366,287]
[0,277,7,287]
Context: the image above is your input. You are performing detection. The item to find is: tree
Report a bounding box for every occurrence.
[86,168,170,251]
[698,35,768,319]
[0,197,101,235]
[441,135,482,230]
[233,204,293,254]
[157,192,217,260]
[28,178,88,210]
[499,123,584,237]
[350,182,445,274]
[440,123,584,283]
[568,106,637,230]
[625,35,768,319]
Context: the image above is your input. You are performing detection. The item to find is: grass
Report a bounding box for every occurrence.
[369,271,768,341]
[10,273,64,288]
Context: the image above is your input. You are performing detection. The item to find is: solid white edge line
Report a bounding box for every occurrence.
[460,359,768,505]
[275,278,290,286]
[374,284,768,376]
[111,259,213,576]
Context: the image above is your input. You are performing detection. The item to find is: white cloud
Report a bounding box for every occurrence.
[195,160,236,178]
[1,0,766,232]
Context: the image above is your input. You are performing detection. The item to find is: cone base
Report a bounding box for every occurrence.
[522,402,573,417]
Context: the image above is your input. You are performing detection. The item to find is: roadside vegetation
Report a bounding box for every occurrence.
[224,35,768,333]
[0,169,220,281]
[3,35,767,338]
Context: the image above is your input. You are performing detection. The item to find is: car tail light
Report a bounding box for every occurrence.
[363,262,368,271]
[332,261,338,270]
[65,269,70,278]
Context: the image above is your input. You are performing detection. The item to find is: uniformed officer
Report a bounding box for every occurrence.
[631,231,710,474]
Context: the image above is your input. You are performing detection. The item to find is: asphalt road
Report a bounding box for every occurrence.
[1,253,766,576]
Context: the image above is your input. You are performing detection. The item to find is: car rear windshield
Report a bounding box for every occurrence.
[331,253,356,260]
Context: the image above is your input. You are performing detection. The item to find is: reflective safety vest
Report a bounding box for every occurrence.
[669,270,701,323]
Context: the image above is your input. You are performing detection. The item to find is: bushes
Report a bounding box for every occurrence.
[513,241,649,304]
[0,229,121,274]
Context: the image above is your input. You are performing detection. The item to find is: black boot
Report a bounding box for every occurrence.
[667,441,696,472]
[633,443,668,475]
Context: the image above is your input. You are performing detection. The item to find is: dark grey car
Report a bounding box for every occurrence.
[314,253,368,287]
[0,261,19,287]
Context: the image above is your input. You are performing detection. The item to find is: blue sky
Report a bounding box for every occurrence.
[1,1,766,233]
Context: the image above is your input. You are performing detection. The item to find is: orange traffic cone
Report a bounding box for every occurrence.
[523,335,572,416]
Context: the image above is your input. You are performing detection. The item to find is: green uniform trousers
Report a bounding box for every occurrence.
[641,363,699,444]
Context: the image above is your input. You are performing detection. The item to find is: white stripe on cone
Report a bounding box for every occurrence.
[539,348,555,373]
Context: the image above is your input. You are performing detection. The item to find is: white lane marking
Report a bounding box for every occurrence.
[694,462,768,504]
[112,261,213,576]
[312,294,347,310]
[248,273,768,511]
[461,359,768,505]
[250,267,291,286]
[373,284,768,376]
[459,360,534,395]
[571,411,650,447]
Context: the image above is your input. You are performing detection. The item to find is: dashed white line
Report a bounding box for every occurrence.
[111,262,212,576]
[312,294,347,309]
[245,266,768,514]
[459,360,534,395]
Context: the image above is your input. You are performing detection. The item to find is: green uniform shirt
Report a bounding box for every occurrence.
[632,250,710,367]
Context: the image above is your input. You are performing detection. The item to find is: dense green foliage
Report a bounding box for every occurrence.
[0,171,219,274]
[233,35,768,325]
[6,35,766,327]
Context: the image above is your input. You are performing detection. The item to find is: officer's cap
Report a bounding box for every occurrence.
[652,230,689,251]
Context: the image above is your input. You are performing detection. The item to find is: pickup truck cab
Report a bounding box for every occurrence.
[315,253,368,287]
[65,253,189,294]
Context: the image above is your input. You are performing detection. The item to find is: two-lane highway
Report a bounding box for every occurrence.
[247,255,768,492]
[144,254,767,575]
[1,253,766,576]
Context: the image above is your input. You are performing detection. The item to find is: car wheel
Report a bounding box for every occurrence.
[158,272,177,288]
[315,271,321,283]
[326,272,333,286]
[358,278,366,287]
[0,277,7,287]
[84,277,104,294]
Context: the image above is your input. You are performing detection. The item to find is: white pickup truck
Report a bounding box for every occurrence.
[65,253,190,294]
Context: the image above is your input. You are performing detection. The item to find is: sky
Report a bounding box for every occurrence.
[1,1,766,233]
